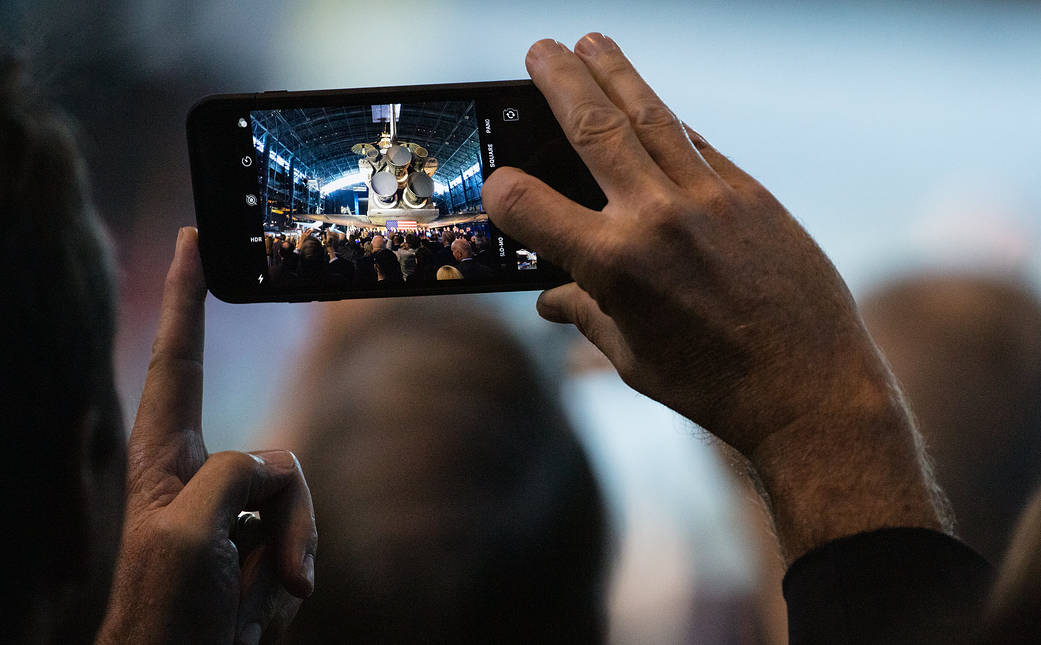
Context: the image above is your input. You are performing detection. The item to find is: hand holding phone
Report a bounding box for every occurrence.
[482,34,945,566]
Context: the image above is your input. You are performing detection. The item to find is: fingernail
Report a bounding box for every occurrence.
[536,292,560,320]
[528,39,567,63]
[252,449,298,473]
[238,622,261,645]
[575,33,616,56]
[301,552,315,596]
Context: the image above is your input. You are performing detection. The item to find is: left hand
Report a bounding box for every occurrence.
[97,228,317,645]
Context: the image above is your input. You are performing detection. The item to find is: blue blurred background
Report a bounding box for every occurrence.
[4,1,1039,641]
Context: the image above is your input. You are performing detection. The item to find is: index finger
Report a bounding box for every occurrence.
[128,227,208,489]
[525,39,671,202]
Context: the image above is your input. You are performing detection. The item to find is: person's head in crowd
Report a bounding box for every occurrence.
[373,248,403,283]
[2,52,126,643]
[451,238,474,261]
[325,231,341,258]
[436,265,464,280]
[861,274,1041,562]
[393,233,404,248]
[442,230,455,246]
[371,234,386,252]
[362,240,373,256]
[277,301,608,643]
[405,232,419,250]
[297,236,326,275]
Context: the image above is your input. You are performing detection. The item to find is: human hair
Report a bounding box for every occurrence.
[405,232,419,249]
[436,265,464,280]
[1,51,125,642]
[282,302,608,643]
[373,248,403,282]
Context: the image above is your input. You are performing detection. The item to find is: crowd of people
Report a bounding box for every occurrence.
[264,224,497,289]
[6,31,1041,645]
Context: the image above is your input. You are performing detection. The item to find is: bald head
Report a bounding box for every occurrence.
[451,238,472,261]
[371,235,386,251]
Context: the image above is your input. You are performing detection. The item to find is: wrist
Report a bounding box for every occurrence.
[749,372,948,566]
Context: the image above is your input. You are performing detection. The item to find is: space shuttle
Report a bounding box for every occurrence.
[349,105,441,225]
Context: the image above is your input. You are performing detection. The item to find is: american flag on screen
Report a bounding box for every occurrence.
[396,220,418,231]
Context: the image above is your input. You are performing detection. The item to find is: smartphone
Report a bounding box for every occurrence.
[186,80,605,302]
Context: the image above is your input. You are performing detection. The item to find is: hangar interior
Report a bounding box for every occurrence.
[251,100,483,229]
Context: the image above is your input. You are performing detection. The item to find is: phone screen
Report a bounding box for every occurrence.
[186,81,605,302]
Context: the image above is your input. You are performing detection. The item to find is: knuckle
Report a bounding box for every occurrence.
[691,182,736,217]
[629,99,678,131]
[597,54,631,80]
[566,101,630,148]
[643,192,688,233]
[208,450,260,476]
[152,512,211,552]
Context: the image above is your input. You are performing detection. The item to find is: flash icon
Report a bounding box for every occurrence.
[257,274,264,284]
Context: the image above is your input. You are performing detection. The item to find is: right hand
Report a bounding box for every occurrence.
[483,35,895,458]
[482,35,944,562]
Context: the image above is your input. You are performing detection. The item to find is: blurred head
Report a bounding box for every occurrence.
[280,301,608,643]
[451,238,473,261]
[405,233,419,250]
[442,230,454,246]
[436,265,464,280]
[1,53,126,642]
[373,248,402,282]
[371,234,386,251]
[861,274,1041,562]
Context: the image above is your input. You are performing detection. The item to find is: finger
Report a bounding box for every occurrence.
[536,283,635,373]
[681,123,761,190]
[524,39,671,201]
[236,542,303,645]
[250,450,317,601]
[171,450,317,598]
[574,33,720,190]
[482,167,605,276]
[129,227,208,486]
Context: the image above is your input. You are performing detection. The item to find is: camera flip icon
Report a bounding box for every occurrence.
[502,107,520,122]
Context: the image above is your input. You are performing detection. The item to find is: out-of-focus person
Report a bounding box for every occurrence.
[985,481,1041,644]
[274,300,608,643]
[2,53,316,644]
[861,274,1041,563]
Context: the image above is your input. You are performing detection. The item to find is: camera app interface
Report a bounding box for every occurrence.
[247,100,534,291]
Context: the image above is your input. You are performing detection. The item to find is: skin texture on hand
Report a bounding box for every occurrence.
[96,228,317,645]
[482,34,948,564]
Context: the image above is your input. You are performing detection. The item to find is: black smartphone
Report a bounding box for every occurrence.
[186,80,605,302]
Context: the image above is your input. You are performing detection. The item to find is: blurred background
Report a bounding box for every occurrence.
[4,1,1040,642]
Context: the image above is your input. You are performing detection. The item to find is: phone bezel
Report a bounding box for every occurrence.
[186,80,578,303]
